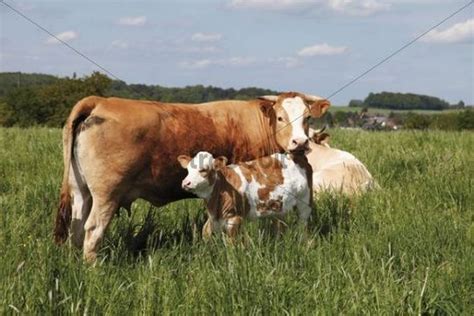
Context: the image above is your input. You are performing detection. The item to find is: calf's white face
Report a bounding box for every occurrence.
[178,151,229,199]
[178,151,215,198]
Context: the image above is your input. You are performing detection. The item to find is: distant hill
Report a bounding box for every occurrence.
[0,72,58,98]
[0,72,279,103]
[349,91,451,111]
[0,72,280,127]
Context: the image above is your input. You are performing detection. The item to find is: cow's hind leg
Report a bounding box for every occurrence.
[69,161,92,248]
[83,197,118,263]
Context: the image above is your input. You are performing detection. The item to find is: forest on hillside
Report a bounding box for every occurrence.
[349,92,464,110]
[0,72,278,127]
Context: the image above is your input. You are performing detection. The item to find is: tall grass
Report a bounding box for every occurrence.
[0,128,472,314]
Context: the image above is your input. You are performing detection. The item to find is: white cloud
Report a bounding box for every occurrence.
[179,57,256,69]
[111,40,129,49]
[118,16,147,27]
[182,46,220,53]
[180,59,213,69]
[422,19,474,44]
[269,57,301,68]
[229,0,389,15]
[45,31,78,44]
[297,43,347,56]
[328,0,390,16]
[230,0,314,10]
[191,32,223,42]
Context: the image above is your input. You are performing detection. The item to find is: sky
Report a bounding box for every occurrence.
[1,0,473,105]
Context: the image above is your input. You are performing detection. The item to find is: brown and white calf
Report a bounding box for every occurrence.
[177,151,313,238]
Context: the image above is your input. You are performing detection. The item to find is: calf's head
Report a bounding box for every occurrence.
[177,151,228,199]
[259,92,330,153]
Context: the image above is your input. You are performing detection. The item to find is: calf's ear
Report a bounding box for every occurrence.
[308,99,331,118]
[177,155,192,168]
[212,156,228,170]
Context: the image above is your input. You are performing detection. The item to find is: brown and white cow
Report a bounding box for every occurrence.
[177,151,312,238]
[307,128,378,195]
[54,92,330,262]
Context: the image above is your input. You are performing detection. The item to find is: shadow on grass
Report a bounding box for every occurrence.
[112,206,208,257]
[310,193,353,237]
[108,194,354,258]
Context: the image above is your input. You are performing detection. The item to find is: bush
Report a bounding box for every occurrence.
[457,109,474,130]
[429,113,459,130]
[404,113,432,129]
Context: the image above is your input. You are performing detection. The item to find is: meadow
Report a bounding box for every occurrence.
[0,127,472,314]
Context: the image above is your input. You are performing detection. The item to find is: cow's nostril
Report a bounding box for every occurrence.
[292,139,298,145]
[182,180,191,188]
[304,139,309,145]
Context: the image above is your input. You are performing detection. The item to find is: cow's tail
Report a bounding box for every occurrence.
[54,96,98,244]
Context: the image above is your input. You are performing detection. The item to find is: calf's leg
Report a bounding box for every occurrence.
[224,216,243,238]
[296,199,312,227]
[202,219,214,240]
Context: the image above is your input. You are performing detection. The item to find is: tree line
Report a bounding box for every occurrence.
[349,92,465,110]
[0,72,277,127]
[0,72,472,130]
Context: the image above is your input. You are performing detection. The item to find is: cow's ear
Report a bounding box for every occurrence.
[308,99,330,118]
[313,133,330,146]
[177,155,192,168]
[212,156,228,170]
[258,96,277,117]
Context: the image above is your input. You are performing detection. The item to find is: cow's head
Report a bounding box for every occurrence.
[177,151,228,199]
[259,92,330,153]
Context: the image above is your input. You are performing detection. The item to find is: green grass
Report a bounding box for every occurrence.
[329,106,464,115]
[0,128,473,314]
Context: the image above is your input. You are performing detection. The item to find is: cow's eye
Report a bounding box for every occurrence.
[277,116,283,122]
[199,169,208,173]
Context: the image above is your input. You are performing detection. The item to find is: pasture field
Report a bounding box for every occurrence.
[0,127,473,314]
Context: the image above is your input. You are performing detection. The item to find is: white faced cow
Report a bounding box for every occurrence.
[54,92,330,262]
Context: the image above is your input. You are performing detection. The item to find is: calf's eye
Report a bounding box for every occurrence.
[277,116,283,122]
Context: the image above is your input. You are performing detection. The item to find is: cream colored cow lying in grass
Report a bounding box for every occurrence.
[308,128,379,195]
